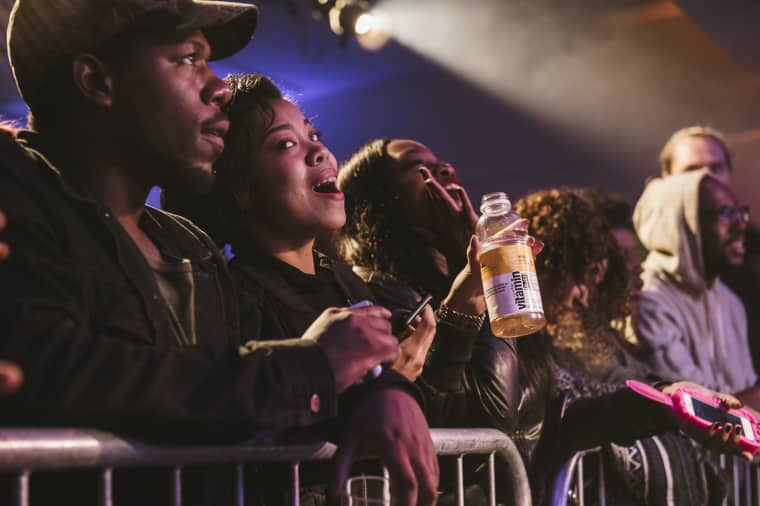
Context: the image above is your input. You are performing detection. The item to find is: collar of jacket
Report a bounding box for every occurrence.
[233,250,367,312]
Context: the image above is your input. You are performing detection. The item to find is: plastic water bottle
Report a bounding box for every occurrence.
[476,192,546,338]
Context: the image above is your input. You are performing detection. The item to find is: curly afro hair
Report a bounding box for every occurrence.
[513,188,631,332]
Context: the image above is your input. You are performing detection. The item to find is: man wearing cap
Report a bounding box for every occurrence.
[0,1,438,505]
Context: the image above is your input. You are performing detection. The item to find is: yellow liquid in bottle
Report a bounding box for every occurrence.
[489,311,546,339]
[479,242,546,338]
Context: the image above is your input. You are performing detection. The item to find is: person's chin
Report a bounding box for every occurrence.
[322,213,346,231]
[727,243,746,264]
[166,162,216,196]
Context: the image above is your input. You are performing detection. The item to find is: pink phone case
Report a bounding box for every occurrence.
[626,380,760,454]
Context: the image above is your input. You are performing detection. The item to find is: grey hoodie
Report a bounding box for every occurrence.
[633,170,756,392]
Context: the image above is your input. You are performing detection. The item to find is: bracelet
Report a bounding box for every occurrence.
[435,303,486,331]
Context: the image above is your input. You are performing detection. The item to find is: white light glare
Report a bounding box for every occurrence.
[356,9,389,50]
[354,12,377,35]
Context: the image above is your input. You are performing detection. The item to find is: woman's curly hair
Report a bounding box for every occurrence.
[162,73,283,249]
[513,188,631,332]
[338,139,450,297]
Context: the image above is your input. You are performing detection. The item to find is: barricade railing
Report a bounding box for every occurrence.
[0,427,531,506]
[552,447,760,506]
[718,454,760,506]
[551,447,604,506]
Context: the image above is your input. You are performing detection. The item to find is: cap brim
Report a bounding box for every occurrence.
[178,1,258,60]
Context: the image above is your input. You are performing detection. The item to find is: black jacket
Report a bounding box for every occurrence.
[355,267,521,432]
[231,250,424,421]
[0,132,337,441]
[354,268,676,504]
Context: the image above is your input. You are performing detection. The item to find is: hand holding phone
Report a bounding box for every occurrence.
[349,300,385,382]
[627,380,760,456]
[392,294,433,340]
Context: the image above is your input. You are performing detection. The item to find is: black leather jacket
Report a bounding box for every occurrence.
[356,268,676,503]
[355,267,521,432]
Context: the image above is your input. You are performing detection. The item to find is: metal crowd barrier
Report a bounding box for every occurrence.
[0,427,531,506]
[551,447,604,506]
[552,447,760,506]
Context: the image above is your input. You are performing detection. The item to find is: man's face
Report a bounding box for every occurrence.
[108,31,231,193]
[670,136,731,186]
[699,177,747,278]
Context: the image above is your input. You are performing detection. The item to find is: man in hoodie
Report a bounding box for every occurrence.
[633,170,760,409]
[659,125,760,373]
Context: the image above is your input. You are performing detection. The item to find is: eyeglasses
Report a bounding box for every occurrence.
[704,205,750,224]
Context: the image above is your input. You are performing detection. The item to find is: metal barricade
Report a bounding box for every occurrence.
[0,427,531,506]
[551,447,603,506]
[552,447,760,506]
[719,454,760,506]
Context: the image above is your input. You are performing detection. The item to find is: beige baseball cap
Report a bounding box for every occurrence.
[7,0,258,106]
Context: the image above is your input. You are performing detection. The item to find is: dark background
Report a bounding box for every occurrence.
[1,0,758,212]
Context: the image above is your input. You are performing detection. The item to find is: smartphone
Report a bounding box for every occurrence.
[674,389,760,454]
[680,392,755,439]
[627,379,760,455]
[392,294,433,340]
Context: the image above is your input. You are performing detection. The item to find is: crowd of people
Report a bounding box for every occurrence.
[0,1,757,505]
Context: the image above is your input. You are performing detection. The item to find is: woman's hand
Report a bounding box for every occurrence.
[441,235,486,316]
[391,305,436,382]
[419,166,478,271]
[662,381,754,461]
[440,229,543,315]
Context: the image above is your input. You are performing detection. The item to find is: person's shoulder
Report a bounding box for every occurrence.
[639,271,688,315]
[0,133,48,182]
[641,271,678,298]
[0,131,26,154]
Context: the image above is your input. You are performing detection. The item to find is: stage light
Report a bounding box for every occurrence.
[327,0,388,49]
[354,12,377,35]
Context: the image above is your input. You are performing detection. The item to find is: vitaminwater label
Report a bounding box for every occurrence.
[480,243,544,320]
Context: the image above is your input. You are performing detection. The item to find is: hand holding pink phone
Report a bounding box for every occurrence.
[627,379,760,456]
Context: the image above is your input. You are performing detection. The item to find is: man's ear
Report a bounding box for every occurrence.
[71,53,114,108]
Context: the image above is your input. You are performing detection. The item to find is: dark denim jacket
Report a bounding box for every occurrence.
[0,132,337,441]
